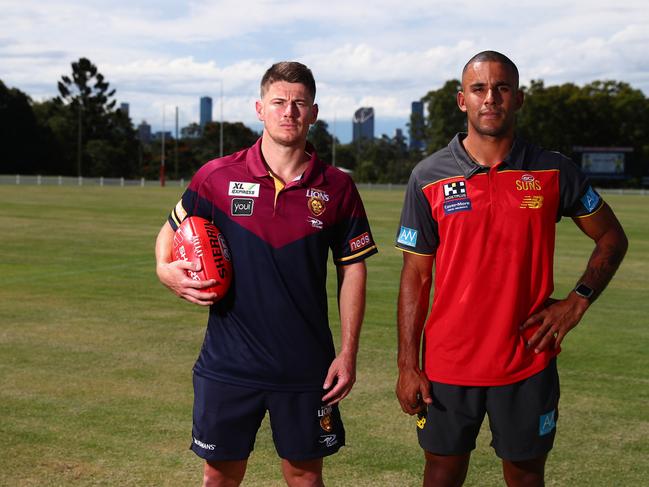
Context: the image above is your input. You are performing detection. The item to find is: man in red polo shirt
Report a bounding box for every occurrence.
[156,62,377,486]
[395,51,627,486]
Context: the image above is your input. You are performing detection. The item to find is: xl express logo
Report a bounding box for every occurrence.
[228,181,260,197]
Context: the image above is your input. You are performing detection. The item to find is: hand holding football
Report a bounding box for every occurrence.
[173,217,232,299]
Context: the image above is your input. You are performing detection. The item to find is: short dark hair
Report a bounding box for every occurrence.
[260,61,316,100]
[462,51,519,88]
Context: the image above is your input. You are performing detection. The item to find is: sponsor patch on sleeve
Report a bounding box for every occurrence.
[349,232,371,252]
[397,226,418,247]
[580,186,601,212]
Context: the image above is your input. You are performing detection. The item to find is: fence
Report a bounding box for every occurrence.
[1,175,648,195]
[0,175,187,188]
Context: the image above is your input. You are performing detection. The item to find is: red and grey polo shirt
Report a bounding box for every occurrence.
[169,137,377,391]
[396,133,603,386]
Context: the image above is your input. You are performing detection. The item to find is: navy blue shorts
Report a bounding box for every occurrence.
[190,374,345,461]
[416,359,560,461]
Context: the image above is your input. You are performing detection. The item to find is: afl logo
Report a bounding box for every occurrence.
[516,173,541,191]
[308,196,326,216]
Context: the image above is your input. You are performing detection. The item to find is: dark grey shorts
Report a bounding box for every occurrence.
[191,374,345,462]
[417,359,560,461]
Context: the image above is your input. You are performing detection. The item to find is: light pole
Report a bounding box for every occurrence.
[219,80,224,158]
[332,112,336,167]
[160,106,166,187]
[174,106,179,180]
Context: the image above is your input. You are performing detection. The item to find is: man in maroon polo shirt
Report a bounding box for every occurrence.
[155,62,377,486]
[395,51,627,486]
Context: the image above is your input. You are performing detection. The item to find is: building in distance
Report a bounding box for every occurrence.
[409,101,425,152]
[200,96,213,130]
[353,107,374,144]
[137,120,151,144]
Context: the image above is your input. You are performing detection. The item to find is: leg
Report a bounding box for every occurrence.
[203,460,247,487]
[485,360,559,486]
[502,455,547,487]
[281,458,324,487]
[267,390,344,484]
[423,451,470,487]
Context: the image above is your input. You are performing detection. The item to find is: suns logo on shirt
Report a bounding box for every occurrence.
[516,174,542,191]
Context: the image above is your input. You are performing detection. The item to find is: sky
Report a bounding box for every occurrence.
[1,0,648,143]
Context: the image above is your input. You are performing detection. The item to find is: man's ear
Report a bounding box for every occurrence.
[255,100,264,121]
[310,103,319,124]
[515,90,524,111]
[457,91,467,113]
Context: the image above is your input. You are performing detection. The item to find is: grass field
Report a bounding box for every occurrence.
[0,185,647,486]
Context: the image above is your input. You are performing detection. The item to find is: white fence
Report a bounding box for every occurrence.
[1,175,648,195]
[0,174,187,187]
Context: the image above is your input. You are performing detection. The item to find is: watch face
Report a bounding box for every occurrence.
[575,283,594,299]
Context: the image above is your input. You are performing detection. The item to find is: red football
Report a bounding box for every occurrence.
[173,216,232,299]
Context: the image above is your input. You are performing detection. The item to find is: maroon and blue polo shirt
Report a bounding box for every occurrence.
[169,138,377,391]
[396,134,603,386]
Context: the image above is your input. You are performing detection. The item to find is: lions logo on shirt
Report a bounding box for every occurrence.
[306,188,329,216]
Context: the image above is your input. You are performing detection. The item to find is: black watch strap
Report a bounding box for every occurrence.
[574,283,595,300]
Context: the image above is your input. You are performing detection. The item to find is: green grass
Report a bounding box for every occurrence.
[0,186,647,486]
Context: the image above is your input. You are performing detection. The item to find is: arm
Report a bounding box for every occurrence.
[322,261,367,405]
[155,221,218,306]
[395,251,435,415]
[522,202,628,352]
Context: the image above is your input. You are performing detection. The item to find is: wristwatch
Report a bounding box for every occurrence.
[574,283,595,300]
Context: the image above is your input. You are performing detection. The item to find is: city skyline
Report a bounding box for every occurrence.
[2,1,647,144]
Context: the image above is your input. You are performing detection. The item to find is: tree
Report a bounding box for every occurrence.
[0,81,57,174]
[353,134,419,183]
[54,57,138,177]
[518,80,649,179]
[421,79,464,153]
[308,120,339,165]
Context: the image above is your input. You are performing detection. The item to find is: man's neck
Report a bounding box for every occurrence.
[260,133,310,183]
[462,132,514,167]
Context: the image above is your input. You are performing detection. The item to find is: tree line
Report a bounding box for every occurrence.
[1,57,647,184]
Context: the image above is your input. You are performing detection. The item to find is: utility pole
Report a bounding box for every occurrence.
[174,106,179,180]
[160,107,166,187]
[76,103,83,177]
[332,112,336,167]
[220,80,224,158]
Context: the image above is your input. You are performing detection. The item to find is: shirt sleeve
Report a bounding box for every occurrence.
[395,170,439,255]
[558,156,604,219]
[167,165,215,230]
[331,181,378,265]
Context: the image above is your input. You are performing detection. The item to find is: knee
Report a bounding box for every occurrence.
[282,459,324,487]
[203,460,246,487]
[424,452,470,487]
[502,457,546,487]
